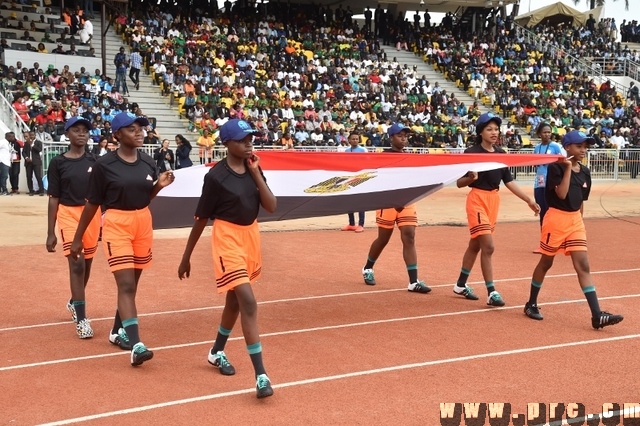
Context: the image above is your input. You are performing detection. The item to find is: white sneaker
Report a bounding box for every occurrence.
[75,318,94,339]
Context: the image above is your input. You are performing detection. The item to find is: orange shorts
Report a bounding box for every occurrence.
[466,188,500,238]
[212,219,262,294]
[58,204,101,259]
[375,204,418,229]
[539,208,587,256]
[102,208,153,272]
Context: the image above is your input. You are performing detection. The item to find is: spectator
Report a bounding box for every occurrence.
[22,131,44,196]
[0,137,10,195]
[197,128,214,164]
[174,134,193,169]
[113,46,129,94]
[154,139,174,172]
[129,48,142,90]
[6,132,23,194]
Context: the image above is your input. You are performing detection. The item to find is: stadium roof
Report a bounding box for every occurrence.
[315,0,520,14]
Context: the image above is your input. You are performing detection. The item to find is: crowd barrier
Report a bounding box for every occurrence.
[39,144,640,181]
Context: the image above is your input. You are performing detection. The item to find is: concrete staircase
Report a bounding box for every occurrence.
[100,27,191,143]
[625,42,640,53]
[390,48,535,143]
[388,48,490,117]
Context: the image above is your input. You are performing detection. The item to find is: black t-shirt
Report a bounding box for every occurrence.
[464,144,513,191]
[545,162,591,212]
[47,153,96,206]
[86,150,158,210]
[194,158,267,226]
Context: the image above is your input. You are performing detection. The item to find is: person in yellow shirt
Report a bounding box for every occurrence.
[197,128,214,164]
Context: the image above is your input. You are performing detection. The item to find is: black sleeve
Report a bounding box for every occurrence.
[583,166,591,201]
[86,161,107,205]
[33,139,42,153]
[47,156,61,198]
[501,167,514,184]
[194,172,218,220]
[546,162,563,190]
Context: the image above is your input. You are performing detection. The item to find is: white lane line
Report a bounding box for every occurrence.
[2,267,639,333]
[3,293,639,373]
[39,333,640,426]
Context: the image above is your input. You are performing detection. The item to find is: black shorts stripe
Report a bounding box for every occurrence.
[470,225,492,233]
[216,269,250,288]
[249,267,262,280]
[133,254,153,262]
[84,245,98,254]
[469,224,491,231]
[397,216,418,222]
[539,242,560,252]
[375,218,395,225]
[108,256,135,267]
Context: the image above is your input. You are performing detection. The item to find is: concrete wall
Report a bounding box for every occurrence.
[607,75,640,90]
[4,50,101,72]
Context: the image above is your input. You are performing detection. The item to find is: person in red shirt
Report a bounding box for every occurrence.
[46,103,65,123]
[12,93,31,124]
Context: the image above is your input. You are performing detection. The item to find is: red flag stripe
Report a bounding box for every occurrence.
[206,152,563,171]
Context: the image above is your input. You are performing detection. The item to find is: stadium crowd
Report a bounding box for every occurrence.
[2,0,640,159]
[112,1,640,151]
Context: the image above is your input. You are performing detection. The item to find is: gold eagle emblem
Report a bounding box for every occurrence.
[304,172,378,193]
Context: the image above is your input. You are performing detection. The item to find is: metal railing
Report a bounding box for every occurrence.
[513,24,630,97]
[34,143,640,182]
[581,57,640,83]
[0,88,30,140]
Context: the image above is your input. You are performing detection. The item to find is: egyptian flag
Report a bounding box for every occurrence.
[150,151,561,229]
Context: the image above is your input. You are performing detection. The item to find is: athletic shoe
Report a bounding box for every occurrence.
[524,302,543,320]
[76,318,94,338]
[66,299,77,323]
[453,285,479,300]
[354,226,364,233]
[109,327,132,350]
[131,342,154,366]
[362,267,376,285]
[487,291,505,307]
[408,280,431,293]
[256,374,274,399]
[207,350,236,375]
[532,247,542,254]
[341,225,357,231]
[591,311,624,330]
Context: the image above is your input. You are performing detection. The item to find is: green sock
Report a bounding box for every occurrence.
[582,286,601,317]
[247,342,266,377]
[485,281,495,295]
[364,256,376,270]
[528,280,543,304]
[211,325,232,353]
[72,300,86,322]
[407,264,418,283]
[456,268,471,287]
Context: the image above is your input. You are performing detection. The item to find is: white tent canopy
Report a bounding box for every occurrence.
[515,2,603,28]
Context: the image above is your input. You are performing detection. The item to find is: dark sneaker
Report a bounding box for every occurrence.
[453,285,479,300]
[66,299,77,323]
[524,302,543,320]
[408,280,431,293]
[256,374,274,399]
[362,268,376,286]
[207,350,236,375]
[131,342,154,366]
[487,291,505,307]
[109,327,132,350]
[592,311,624,329]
